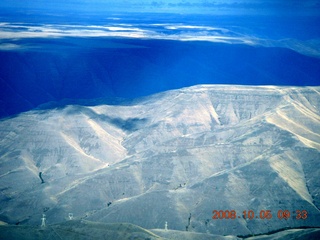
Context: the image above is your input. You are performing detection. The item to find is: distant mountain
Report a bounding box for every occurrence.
[0,85,319,237]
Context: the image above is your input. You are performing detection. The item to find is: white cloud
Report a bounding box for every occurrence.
[0,23,153,39]
[0,22,257,46]
[13,21,316,52]
[0,43,22,50]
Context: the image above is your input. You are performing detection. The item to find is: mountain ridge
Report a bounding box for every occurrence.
[0,84,319,236]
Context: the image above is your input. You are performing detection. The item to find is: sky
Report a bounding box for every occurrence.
[0,0,320,117]
[1,0,320,15]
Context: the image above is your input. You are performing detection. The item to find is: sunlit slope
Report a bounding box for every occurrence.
[0,85,319,236]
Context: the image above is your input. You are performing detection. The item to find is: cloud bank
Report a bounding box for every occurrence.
[0,21,319,57]
[0,22,251,43]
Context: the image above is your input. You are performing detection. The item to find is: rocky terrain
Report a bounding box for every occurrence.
[0,85,319,237]
[1,220,319,240]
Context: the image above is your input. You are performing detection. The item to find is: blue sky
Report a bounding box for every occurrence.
[0,0,320,117]
[1,0,320,15]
